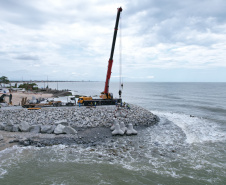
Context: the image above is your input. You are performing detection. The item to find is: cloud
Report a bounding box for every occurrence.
[147,76,154,79]
[0,0,226,82]
[15,54,39,61]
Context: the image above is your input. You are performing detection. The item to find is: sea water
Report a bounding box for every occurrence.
[0,82,226,185]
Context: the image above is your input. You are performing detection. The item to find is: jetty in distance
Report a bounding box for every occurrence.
[10,80,98,83]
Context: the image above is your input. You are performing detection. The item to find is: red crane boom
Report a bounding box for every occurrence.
[101,7,122,99]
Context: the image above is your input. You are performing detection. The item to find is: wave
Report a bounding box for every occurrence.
[1,112,226,183]
[196,105,226,114]
[152,111,226,144]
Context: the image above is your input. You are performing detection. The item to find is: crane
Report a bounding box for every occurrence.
[77,7,123,106]
[100,7,123,100]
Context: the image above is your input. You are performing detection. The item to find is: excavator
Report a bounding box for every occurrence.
[0,94,12,105]
[78,7,123,106]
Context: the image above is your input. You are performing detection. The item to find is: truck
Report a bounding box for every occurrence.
[22,100,62,108]
[22,96,76,108]
[77,96,121,106]
[78,7,123,106]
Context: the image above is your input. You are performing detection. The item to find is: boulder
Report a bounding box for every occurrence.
[19,121,30,132]
[63,126,77,135]
[29,125,41,133]
[54,120,68,126]
[4,125,13,132]
[54,124,65,134]
[49,125,56,134]
[12,125,19,132]
[0,122,5,130]
[7,120,14,126]
[41,125,53,133]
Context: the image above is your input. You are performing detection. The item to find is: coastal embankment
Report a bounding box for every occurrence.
[0,104,159,151]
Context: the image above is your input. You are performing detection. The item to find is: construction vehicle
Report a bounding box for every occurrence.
[22,96,76,108]
[78,7,123,106]
[52,96,76,106]
[0,94,12,104]
[22,100,62,108]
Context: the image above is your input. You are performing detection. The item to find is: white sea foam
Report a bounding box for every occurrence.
[0,168,7,178]
[0,115,225,183]
[152,111,226,144]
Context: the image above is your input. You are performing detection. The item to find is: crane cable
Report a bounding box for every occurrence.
[119,15,123,98]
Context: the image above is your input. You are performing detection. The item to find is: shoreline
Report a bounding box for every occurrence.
[1,89,73,106]
[0,125,149,151]
[0,104,159,152]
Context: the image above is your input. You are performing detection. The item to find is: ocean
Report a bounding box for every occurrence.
[0,82,226,185]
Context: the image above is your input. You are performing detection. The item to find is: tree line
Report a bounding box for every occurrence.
[0,76,38,90]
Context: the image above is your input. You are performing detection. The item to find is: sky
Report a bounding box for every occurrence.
[0,0,226,82]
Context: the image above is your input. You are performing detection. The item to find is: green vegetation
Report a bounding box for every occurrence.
[0,76,10,87]
[18,83,38,90]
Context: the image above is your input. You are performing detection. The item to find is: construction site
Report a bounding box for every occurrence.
[1,7,123,109]
[0,7,159,146]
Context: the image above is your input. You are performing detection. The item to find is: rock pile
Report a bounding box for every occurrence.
[0,104,159,136]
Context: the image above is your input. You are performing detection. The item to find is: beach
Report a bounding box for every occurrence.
[4,91,53,106]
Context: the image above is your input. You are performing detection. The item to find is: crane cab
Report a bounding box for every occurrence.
[77,96,93,104]
[100,92,113,100]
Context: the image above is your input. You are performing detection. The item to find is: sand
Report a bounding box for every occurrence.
[9,92,53,105]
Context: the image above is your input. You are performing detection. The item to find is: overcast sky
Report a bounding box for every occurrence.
[0,0,226,82]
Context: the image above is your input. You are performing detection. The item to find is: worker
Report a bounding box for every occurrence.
[79,102,81,107]
[95,101,96,108]
[127,104,130,110]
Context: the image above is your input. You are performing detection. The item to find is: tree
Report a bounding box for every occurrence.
[0,76,10,87]
[18,83,38,90]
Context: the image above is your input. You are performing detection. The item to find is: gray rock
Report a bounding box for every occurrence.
[19,121,30,132]
[0,134,3,141]
[54,120,68,126]
[63,126,77,135]
[48,125,56,134]
[54,124,65,134]
[29,125,41,133]
[4,125,13,132]
[7,120,14,126]
[49,125,56,134]
[12,125,19,132]
[0,123,5,130]
[41,125,53,133]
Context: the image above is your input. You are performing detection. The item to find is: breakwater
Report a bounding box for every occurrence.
[0,104,159,147]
